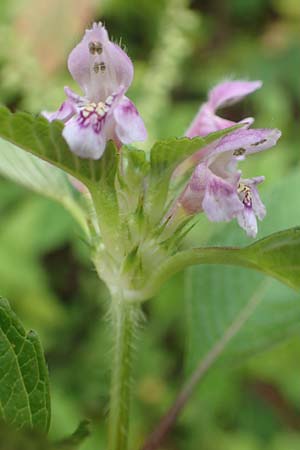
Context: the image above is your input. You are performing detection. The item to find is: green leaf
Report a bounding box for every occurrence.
[0,107,114,185]
[0,298,51,432]
[0,139,88,234]
[0,106,119,242]
[0,139,73,202]
[185,264,300,372]
[139,226,300,301]
[170,227,300,288]
[238,227,300,289]
[145,126,239,223]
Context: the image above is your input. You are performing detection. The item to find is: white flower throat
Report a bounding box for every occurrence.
[78,95,114,133]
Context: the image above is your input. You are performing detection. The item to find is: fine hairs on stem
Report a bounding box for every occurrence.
[108,296,144,450]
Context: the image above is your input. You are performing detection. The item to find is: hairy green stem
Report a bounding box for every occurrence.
[108,296,140,450]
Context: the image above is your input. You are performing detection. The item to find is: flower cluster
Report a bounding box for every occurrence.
[43,23,281,238]
[176,81,281,237]
[43,23,147,159]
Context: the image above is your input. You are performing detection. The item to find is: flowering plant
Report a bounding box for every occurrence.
[0,21,299,450]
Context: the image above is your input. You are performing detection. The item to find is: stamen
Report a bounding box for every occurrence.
[93,63,100,74]
[85,105,95,112]
[81,110,90,118]
[98,109,106,117]
[89,42,96,54]
[78,98,114,133]
[95,42,103,54]
[233,148,246,156]
[238,183,252,208]
[89,41,103,55]
[96,102,106,116]
[93,62,106,74]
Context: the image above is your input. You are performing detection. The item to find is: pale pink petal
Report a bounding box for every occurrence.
[181,164,243,220]
[179,165,206,214]
[62,117,106,159]
[68,22,133,102]
[186,104,236,138]
[186,80,262,137]
[237,207,258,238]
[62,88,124,159]
[208,80,262,110]
[113,97,147,144]
[64,86,86,106]
[252,189,266,221]
[212,128,281,158]
[42,100,76,122]
[202,174,243,222]
[179,185,204,214]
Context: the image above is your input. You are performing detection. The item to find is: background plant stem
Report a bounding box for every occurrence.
[141,282,267,450]
[108,296,140,450]
[138,0,198,146]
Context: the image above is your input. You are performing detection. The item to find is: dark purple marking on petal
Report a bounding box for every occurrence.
[120,100,138,115]
[250,138,267,146]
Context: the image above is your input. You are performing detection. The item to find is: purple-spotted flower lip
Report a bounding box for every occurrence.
[172,80,282,238]
[42,22,147,159]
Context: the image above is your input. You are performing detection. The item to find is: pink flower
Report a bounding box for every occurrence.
[43,23,147,159]
[177,81,281,237]
[186,80,262,137]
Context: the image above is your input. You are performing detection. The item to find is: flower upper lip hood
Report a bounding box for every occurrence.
[43,22,147,160]
[68,23,134,102]
[186,80,262,138]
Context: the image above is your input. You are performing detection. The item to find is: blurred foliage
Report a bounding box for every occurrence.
[0,419,90,449]
[0,0,300,449]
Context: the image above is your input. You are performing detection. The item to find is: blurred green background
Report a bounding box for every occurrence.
[1,0,300,449]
